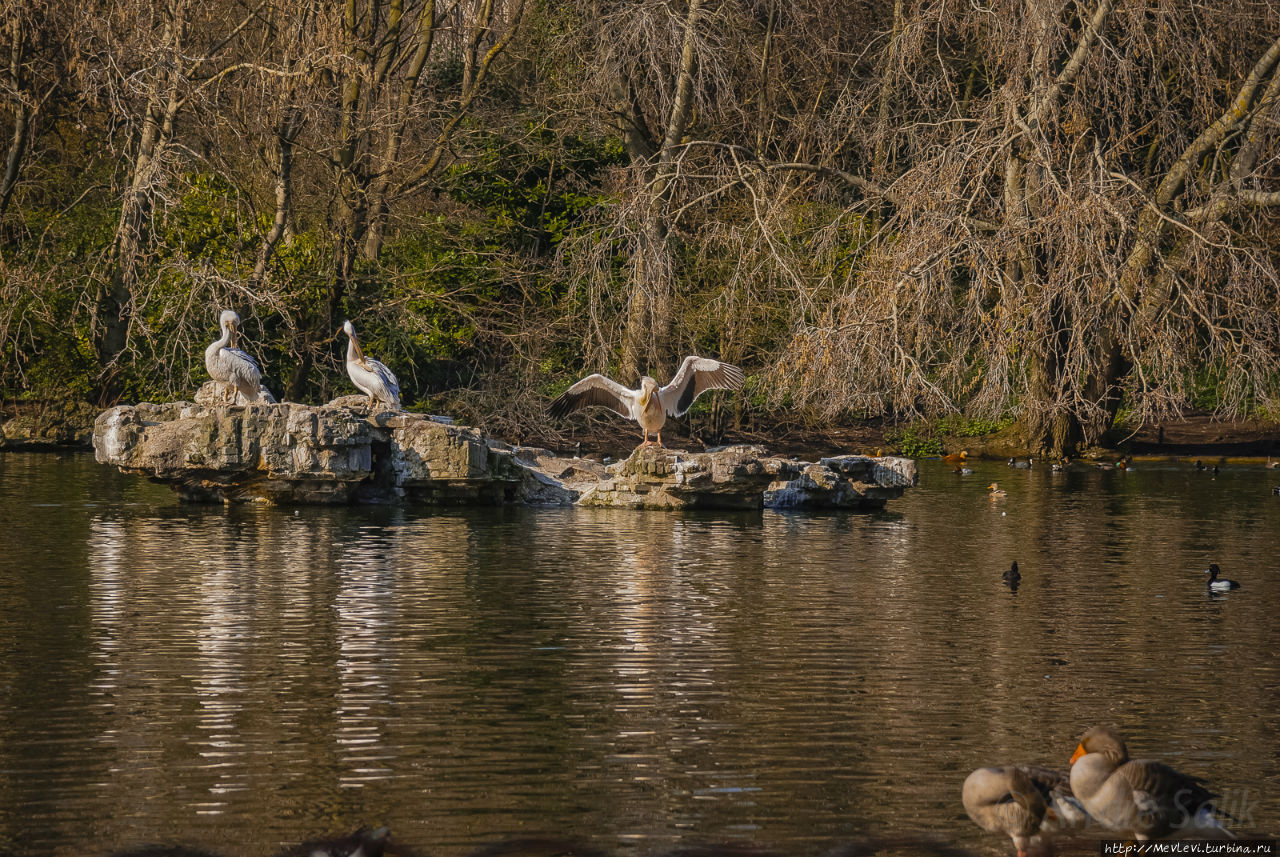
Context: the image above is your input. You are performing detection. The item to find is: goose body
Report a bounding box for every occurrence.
[1068,726,1232,841]
[342,320,400,409]
[204,309,263,404]
[1204,564,1241,591]
[962,765,1089,857]
[548,356,745,448]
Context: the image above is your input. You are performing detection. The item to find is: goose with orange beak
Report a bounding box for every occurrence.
[1068,726,1234,840]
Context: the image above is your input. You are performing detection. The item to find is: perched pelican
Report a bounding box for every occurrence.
[962,765,1089,857]
[548,356,745,448]
[1204,564,1241,591]
[1068,725,1233,840]
[342,320,400,409]
[205,309,263,404]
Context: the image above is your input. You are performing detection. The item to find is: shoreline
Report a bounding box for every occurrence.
[4,400,1280,462]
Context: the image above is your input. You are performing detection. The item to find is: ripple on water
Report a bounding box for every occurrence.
[0,455,1277,855]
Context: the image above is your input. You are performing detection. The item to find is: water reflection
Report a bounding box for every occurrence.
[0,455,1277,857]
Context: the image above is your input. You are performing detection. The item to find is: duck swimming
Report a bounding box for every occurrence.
[1204,564,1241,591]
[1003,561,1021,588]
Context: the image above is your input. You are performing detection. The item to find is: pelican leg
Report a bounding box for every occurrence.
[655,430,664,448]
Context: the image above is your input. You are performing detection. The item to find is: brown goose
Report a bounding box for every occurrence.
[1068,726,1233,840]
[548,356,744,448]
[962,765,1089,857]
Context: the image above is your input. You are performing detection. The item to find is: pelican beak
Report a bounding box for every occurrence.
[1069,742,1087,764]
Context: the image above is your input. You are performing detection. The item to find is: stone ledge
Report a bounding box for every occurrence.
[94,398,917,509]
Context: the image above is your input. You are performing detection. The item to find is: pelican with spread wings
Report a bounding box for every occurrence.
[548,356,745,448]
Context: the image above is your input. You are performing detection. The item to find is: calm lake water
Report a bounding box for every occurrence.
[1,452,1278,857]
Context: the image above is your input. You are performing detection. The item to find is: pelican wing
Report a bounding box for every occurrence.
[659,356,745,417]
[362,357,400,401]
[549,374,636,420]
[225,347,262,377]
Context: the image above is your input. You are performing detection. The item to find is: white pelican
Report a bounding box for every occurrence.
[1069,725,1233,840]
[962,765,1089,857]
[205,309,263,404]
[548,356,745,448]
[341,319,400,409]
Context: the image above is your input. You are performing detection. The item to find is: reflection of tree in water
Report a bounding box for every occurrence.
[7,463,1275,854]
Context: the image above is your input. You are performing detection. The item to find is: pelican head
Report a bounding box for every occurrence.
[342,319,356,338]
[220,309,241,332]
[638,375,659,406]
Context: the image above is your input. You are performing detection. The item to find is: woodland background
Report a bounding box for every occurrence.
[3,0,1280,454]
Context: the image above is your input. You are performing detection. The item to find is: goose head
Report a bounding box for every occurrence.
[1070,725,1128,767]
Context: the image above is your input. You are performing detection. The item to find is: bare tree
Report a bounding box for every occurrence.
[255,0,529,399]
[559,0,1280,454]
[82,0,276,390]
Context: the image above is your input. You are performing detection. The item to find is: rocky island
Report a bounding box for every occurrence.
[93,391,917,510]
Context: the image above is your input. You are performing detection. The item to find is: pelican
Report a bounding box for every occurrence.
[341,320,400,409]
[962,765,1089,857]
[1068,725,1233,840]
[205,309,263,404]
[548,356,745,448]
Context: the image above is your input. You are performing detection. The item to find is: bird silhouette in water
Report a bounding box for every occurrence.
[1003,561,1022,590]
[269,828,403,857]
[1204,564,1241,591]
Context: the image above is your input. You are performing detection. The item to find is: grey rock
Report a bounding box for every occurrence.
[94,401,916,509]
